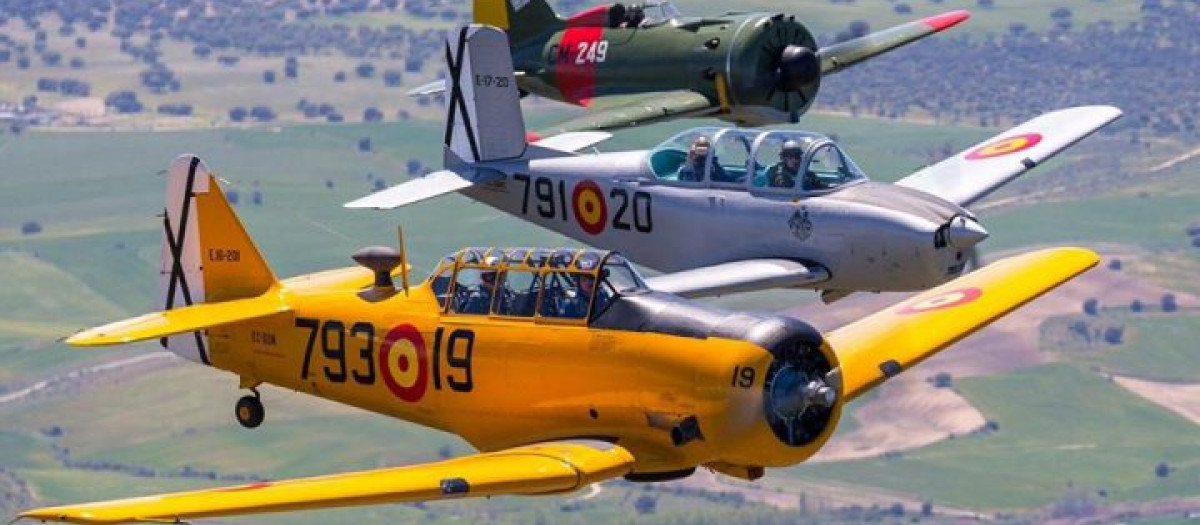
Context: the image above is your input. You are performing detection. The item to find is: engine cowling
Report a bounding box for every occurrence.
[725,14,822,124]
[708,315,843,468]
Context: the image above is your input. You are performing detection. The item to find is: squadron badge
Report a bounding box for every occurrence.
[789,207,813,241]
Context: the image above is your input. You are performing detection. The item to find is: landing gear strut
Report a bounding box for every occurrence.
[235,388,264,429]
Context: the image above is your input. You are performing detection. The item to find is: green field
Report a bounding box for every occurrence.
[1046,312,1200,383]
[780,363,1200,510]
[680,0,1147,35]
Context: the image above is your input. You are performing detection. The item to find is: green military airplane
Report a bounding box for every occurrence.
[411,0,969,134]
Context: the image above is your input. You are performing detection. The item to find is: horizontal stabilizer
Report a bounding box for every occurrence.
[20,441,633,524]
[896,106,1121,207]
[646,259,830,298]
[533,131,613,153]
[406,78,446,97]
[819,10,969,75]
[344,169,503,210]
[828,247,1098,402]
[66,293,289,347]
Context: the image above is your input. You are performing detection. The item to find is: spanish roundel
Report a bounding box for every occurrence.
[965,133,1043,161]
[897,287,983,315]
[379,324,429,402]
[572,180,607,235]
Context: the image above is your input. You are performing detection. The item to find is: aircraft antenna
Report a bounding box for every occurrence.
[397,226,411,296]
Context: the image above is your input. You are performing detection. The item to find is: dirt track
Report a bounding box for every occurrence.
[1114,376,1200,426]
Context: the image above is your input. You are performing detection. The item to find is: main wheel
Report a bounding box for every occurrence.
[235,395,265,429]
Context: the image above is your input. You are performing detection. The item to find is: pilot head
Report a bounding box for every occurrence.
[689,136,712,165]
[780,140,804,172]
[578,274,596,295]
[481,256,501,290]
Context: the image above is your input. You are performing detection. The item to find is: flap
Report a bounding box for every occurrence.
[828,248,1098,401]
[646,259,830,298]
[896,106,1122,207]
[19,441,634,524]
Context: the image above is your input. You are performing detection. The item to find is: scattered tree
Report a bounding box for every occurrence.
[633,495,657,515]
[1155,461,1170,478]
[1103,326,1124,345]
[1161,294,1177,313]
[20,221,42,235]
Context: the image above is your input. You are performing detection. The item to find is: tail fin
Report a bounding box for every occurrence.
[473,0,563,45]
[443,25,527,165]
[159,155,277,363]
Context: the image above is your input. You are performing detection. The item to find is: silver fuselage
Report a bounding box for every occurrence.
[464,150,972,293]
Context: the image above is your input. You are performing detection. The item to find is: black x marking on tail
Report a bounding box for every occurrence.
[443,26,481,162]
[161,156,210,365]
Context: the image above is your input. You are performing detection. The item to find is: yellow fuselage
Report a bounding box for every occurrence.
[205,267,839,476]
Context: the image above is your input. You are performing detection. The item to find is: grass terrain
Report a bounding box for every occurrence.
[981,191,1200,253]
[0,15,446,125]
[1045,312,1200,383]
[779,363,1200,510]
[680,0,1147,36]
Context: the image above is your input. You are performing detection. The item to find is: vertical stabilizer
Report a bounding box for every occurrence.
[160,155,276,364]
[444,25,527,164]
[473,0,563,44]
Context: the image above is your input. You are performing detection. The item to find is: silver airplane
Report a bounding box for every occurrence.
[348,25,1121,302]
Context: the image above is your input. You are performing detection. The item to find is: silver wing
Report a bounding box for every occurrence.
[896,106,1122,208]
[645,259,830,298]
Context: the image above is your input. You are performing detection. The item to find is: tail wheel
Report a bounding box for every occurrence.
[235,394,265,429]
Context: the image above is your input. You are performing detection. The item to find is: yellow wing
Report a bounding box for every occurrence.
[19,441,634,524]
[65,292,289,347]
[830,247,1098,401]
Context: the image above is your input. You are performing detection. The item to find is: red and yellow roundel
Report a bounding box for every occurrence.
[965,133,1042,160]
[572,180,607,235]
[379,324,428,402]
[897,287,983,315]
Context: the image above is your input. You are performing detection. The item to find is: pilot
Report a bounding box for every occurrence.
[622,4,645,28]
[676,136,728,182]
[608,3,627,28]
[766,140,806,188]
[558,273,598,318]
[459,269,497,314]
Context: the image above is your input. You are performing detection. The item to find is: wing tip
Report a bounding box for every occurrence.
[923,10,971,32]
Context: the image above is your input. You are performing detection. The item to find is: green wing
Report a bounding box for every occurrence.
[534,90,717,136]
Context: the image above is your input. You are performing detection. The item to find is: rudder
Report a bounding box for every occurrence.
[473,0,562,44]
[160,155,276,364]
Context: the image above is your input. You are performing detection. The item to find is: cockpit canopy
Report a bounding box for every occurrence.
[646,127,868,194]
[596,2,682,28]
[426,248,647,323]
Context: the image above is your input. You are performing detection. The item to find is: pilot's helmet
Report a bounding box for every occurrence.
[690,136,712,158]
[481,255,501,285]
[781,139,804,160]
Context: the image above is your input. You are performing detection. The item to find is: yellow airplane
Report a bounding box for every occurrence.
[18,155,1098,524]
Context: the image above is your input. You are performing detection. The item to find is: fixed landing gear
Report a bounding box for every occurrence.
[235,388,264,429]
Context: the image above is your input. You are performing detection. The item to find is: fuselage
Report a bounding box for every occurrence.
[464,146,975,293]
[203,261,841,476]
[513,7,818,125]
